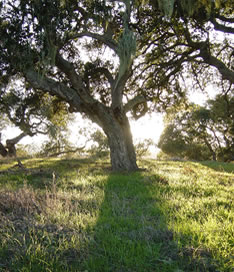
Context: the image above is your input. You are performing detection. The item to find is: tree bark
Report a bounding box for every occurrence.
[0,132,27,158]
[0,133,9,157]
[203,136,216,161]
[106,123,138,172]
[100,110,138,172]
[0,143,8,157]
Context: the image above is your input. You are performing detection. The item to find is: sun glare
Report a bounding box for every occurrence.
[131,113,164,142]
[130,113,164,156]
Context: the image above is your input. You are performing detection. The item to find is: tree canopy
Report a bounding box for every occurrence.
[158,90,234,161]
[0,0,233,170]
[0,77,73,158]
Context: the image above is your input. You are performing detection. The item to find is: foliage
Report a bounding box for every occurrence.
[0,77,75,158]
[14,144,32,158]
[0,158,233,271]
[159,91,234,161]
[150,0,233,17]
[207,92,234,161]
[0,113,10,131]
[39,132,72,157]
[135,138,155,158]
[88,129,109,158]
[0,79,73,137]
[158,123,212,160]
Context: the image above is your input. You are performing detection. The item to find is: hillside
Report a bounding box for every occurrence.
[0,158,233,271]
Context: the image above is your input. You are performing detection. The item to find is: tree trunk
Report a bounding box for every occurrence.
[0,132,26,158]
[0,143,8,157]
[5,140,17,157]
[203,136,216,161]
[101,111,138,172]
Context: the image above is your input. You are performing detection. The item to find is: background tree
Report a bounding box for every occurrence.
[0,0,233,171]
[207,89,234,161]
[135,138,155,158]
[88,129,110,158]
[159,91,234,161]
[0,80,73,158]
[158,121,213,161]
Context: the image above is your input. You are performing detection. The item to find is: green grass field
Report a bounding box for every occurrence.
[0,157,233,271]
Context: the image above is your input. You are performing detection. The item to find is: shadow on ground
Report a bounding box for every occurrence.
[199,160,234,173]
[82,171,220,272]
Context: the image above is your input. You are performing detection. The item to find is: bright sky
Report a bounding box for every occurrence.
[188,84,219,106]
[131,113,164,155]
[131,113,164,141]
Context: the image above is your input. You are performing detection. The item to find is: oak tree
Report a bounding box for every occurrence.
[0,0,233,170]
[158,91,234,161]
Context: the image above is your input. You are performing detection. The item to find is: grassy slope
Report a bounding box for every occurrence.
[0,158,233,272]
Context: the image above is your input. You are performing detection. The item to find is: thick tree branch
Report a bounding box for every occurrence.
[111,69,132,110]
[123,95,148,120]
[216,14,234,23]
[48,145,87,157]
[124,95,147,113]
[199,48,234,84]
[25,62,108,128]
[56,54,98,105]
[210,18,234,34]
[66,32,118,53]
[184,28,234,84]
[6,132,27,146]
[0,143,8,157]
[0,131,27,158]
[24,69,83,109]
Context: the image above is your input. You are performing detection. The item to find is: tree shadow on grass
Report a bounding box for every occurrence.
[83,172,176,272]
[199,160,234,173]
[82,172,219,272]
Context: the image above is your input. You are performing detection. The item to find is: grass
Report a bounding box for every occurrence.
[0,157,233,271]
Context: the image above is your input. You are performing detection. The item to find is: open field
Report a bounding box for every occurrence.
[0,157,233,272]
